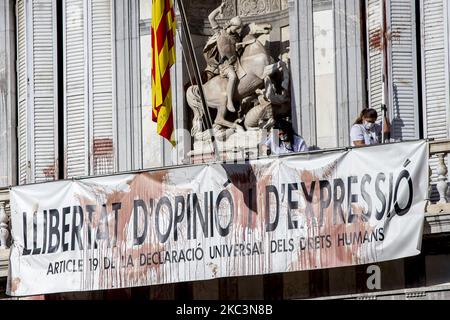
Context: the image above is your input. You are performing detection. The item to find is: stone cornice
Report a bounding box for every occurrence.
[139,9,290,36]
[424,212,450,235]
[310,284,450,300]
[0,188,9,202]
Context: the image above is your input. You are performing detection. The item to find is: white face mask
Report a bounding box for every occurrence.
[364,121,375,131]
[280,134,288,142]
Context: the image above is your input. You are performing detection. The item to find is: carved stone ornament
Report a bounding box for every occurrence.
[239,0,268,16]
[222,0,237,17]
[186,0,285,19]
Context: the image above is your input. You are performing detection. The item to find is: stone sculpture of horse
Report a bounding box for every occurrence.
[186,23,284,139]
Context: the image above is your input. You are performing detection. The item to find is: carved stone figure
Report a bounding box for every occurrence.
[204,3,243,113]
[186,4,291,142]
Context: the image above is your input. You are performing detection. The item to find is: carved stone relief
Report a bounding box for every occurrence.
[186,0,286,19]
[222,0,237,17]
[239,0,268,16]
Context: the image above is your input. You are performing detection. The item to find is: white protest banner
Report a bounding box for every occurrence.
[8,141,427,296]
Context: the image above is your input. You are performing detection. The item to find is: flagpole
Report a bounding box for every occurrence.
[175,0,220,161]
[381,0,388,144]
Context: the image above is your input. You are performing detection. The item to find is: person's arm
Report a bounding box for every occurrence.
[383,113,391,141]
[261,136,272,156]
[378,105,391,143]
[299,141,308,152]
[208,3,225,31]
[353,140,366,147]
[295,136,308,152]
[383,116,391,134]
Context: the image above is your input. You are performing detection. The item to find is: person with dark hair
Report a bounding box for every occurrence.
[262,119,308,155]
[350,107,390,147]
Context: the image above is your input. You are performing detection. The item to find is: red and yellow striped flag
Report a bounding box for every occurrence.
[152,0,176,146]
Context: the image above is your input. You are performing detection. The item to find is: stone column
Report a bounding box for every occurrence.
[114,0,143,171]
[0,200,9,249]
[0,0,17,188]
[334,0,366,147]
[288,0,316,147]
[172,13,192,166]
[426,140,450,215]
[436,153,449,204]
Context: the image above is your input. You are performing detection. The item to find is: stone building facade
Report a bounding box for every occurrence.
[0,0,450,300]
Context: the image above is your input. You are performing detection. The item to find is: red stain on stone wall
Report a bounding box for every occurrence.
[93,138,114,175]
[43,164,56,178]
[369,28,384,51]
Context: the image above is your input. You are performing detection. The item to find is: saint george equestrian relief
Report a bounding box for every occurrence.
[186,3,291,143]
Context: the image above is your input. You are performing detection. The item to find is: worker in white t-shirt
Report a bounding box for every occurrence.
[350,108,390,147]
[263,119,308,155]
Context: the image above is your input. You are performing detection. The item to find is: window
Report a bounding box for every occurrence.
[366,0,420,141]
[16,0,58,184]
[17,0,144,184]
[64,0,115,177]
[289,0,366,149]
[140,0,165,169]
[313,0,337,149]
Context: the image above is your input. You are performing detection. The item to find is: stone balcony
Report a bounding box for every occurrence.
[0,139,450,278]
[424,139,450,234]
[0,188,10,278]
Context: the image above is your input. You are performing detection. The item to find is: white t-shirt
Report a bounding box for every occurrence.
[350,123,382,146]
[264,134,308,155]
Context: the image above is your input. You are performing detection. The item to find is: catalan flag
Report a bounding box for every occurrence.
[152,0,176,146]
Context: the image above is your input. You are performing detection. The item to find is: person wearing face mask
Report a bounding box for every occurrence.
[263,119,308,155]
[350,108,390,147]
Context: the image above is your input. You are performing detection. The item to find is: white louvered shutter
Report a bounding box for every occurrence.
[17,0,58,185]
[64,0,114,178]
[64,0,89,178]
[421,0,448,201]
[366,0,384,115]
[90,0,114,176]
[31,0,59,182]
[17,0,28,185]
[366,0,420,141]
[421,0,447,140]
[387,0,420,140]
